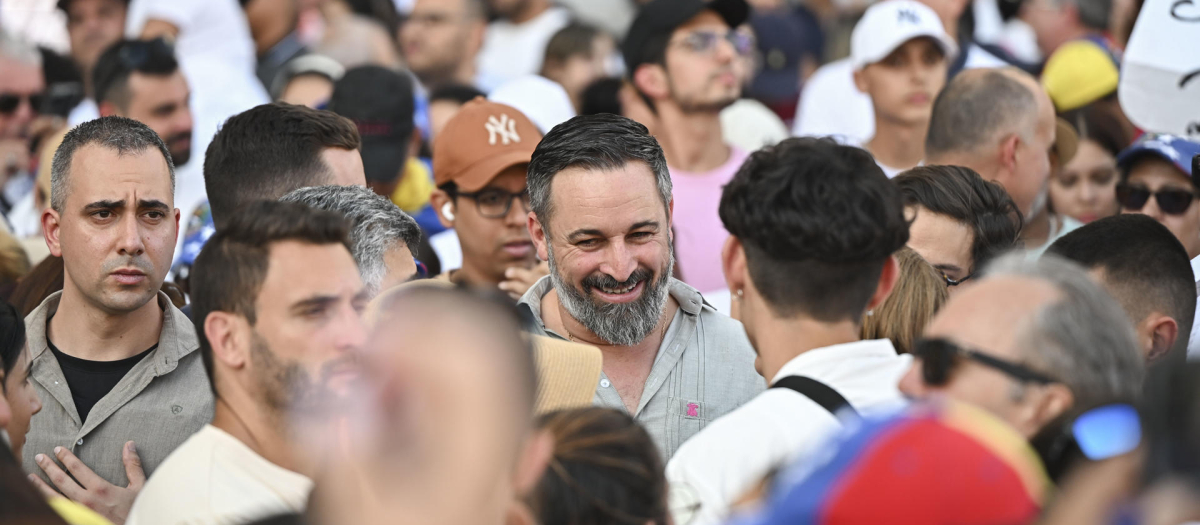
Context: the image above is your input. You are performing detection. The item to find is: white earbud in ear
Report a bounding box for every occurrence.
[442,202,455,221]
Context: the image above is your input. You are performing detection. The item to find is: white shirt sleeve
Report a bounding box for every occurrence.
[125,0,200,36]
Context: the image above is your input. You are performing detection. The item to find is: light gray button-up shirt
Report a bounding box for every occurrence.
[22,291,214,486]
[518,277,764,460]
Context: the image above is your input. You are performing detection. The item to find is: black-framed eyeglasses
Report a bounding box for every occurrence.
[671,30,755,56]
[913,337,1059,386]
[1116,182,1198,216]
[455,188,530,219]
[0,93,43,116]
[938,269,971,287]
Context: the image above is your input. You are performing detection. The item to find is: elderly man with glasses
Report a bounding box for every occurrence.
[899,253,1144,478]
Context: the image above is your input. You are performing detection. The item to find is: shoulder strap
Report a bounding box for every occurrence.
[770,376,859,419]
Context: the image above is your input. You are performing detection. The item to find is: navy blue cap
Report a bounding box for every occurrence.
[1117,133,1200,182]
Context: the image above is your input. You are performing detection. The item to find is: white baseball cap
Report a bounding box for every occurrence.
[850,0,958,71]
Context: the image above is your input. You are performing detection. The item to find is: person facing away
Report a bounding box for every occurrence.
[850,0,954,177]
[280,185,422,298]
[924,67,1070,255]
[894,165,1024,294]
[517,113,763,460]
[898,254,1144,476]
[23,116,213,524]
[1046,214,1196,365]
[622,0,755,294]
[125,200,369,525]
[665,137,914,525]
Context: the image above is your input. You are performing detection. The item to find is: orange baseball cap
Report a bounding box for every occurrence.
[432,98,542,192]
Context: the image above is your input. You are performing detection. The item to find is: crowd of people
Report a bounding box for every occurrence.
[0,0,1198,524]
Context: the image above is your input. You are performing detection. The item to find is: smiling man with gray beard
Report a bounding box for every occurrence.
[517,113,763,460]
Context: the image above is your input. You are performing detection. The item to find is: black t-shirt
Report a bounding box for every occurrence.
[48,340,156,423]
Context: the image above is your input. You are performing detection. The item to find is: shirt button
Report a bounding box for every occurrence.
[600,379,611,388]
[76,439,83,446]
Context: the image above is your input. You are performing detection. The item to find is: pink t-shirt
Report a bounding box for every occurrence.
[669,146,750,294]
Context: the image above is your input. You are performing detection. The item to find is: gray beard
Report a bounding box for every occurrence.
[548,245,673,347]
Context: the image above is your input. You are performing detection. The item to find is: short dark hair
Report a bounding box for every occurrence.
[92,39,179,110]
[1045,214,1196,357]
[203,102,361,229]
[580,77,623,116]
[51,115,174,213]
[542,23,602,71]
[527,114,671,231]
[1060,103,1133,157]
[926,69,1038,160]
[0,301,25,394]
[720,138,910,321]
[528,407,669,525]
[894,165,1024,273]
[428,83,486,106]
[190,200,352,394]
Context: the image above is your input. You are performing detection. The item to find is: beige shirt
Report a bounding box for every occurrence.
[126,425,313,525]
[23,292,214,486]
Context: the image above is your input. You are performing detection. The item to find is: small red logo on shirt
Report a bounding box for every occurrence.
[686,402,700,417]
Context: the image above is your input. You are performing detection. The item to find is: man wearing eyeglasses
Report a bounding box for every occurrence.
[1113,134,1200,359]
[429,99,546,298]
[622,0,753,296]
[898,254,1144,475]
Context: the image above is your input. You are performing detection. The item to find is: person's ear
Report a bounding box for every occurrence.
[865,254,900,311]
[42,208,63,257]
[852,68,869,94]
[1017,383,1074,438]
[1143,314,1179,363]
[633,64,669,102]
[722,236,748,321]
[529,213,549,261]
[205,311,251,380]
[468,20,487,55]
[513,429,554,496]
[431,190,454,228]
[1000,133,1021,175]
[173,208,181,246]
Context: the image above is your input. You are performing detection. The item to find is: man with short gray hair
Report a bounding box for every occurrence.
[0,30,45,224]
[519,113,762,460]
[280,184,422,296]
[899,253,1143,462]
[24,116,213,524]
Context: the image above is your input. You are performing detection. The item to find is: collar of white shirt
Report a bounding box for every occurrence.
[770,338,908,387]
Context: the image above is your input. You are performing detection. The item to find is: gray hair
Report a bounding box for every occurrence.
[280,185,422,296]
[51,116,175,213]
[0,30,41,66]
[983,253,1145,413]
[926,69,1039,161]
[526,114,671,231]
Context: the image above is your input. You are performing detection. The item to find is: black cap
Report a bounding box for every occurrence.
[622,0,751,79]
[328,66,416,184]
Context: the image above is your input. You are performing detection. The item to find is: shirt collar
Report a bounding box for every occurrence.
[770,338,901,384]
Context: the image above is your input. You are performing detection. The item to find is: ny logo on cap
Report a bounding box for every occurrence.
[898,8,920,24]
[485,114,521,146]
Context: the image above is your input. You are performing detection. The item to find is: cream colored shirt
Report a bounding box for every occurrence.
[126,425,313,525]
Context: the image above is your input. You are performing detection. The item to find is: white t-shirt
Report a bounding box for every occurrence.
[792,45,1010,142]
[666,339,911,525]
[720,98,790,153]
[476,7,572,88]
[1189,255,1200,360]
[429,229,462,273]
[127,425,313,525]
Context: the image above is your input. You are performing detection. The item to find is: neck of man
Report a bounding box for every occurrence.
[454,253,504,288]
[657,103,731,173]
[755,315,862,384]
[866,117,929,172]
[47,282,164,361]
[508,0,549,24]
[1021,207,1056,248]
[420,62,478,92]
[211,389,309,477]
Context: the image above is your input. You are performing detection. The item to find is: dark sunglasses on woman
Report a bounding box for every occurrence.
[1115,182,1198,215]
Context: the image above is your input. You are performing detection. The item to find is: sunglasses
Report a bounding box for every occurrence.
[672,30,755,56]
[1116,182,1198,215]
[0,93,43,115]
[913,338,1059,387]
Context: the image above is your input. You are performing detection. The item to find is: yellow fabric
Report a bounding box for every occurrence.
[1041,40,1119,112]
[48,496,113,525]
[390,158,434,214]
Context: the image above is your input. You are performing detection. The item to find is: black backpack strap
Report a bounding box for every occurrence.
[770,376,859,419]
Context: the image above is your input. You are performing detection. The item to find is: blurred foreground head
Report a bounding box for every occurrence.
[306,285,551,525]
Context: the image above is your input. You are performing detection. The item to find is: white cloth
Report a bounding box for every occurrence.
[1189,255,1200,360]
[488,75,576,134]
[720,99,790,153]
[126,425,313,525]
[1025,214,1083,260]
[792,45,1008,142]
[429,229,462,273]
[67,99,99,127]
[665,339,911,525]
[476,7,571,87]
